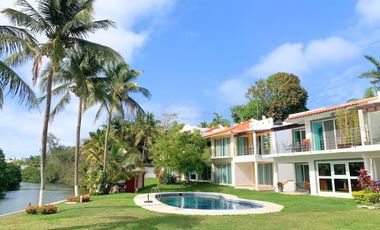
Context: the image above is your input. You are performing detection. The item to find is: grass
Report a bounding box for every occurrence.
[0,178,379,229]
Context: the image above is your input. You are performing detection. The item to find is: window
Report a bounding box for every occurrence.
[257,134,272,155]
[258,163,273,185]
[317,160,364,195]
[214,164,232,184]
[312,119,338,151]
[293,129,306,151]
[214,138,230,157]
[237,136,249,156]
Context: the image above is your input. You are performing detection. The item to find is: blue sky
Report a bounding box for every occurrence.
[1,0,380,157]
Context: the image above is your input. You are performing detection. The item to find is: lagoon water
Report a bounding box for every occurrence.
[0,182,73,215]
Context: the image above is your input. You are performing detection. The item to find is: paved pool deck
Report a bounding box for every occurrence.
[134,192,283,215]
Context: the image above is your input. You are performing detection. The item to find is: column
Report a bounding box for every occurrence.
[211,163,215,183]
[253,132,257,156]
[308,160,317,195]
[254,161,259,190]
[230,134,235,157]
[358,109,366,146]
[363,156,371,176]
[273,161,279,192]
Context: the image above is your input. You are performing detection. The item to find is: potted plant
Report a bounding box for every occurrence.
[303,182,310,193]
[302,139,310,151]
[277,182,284,192]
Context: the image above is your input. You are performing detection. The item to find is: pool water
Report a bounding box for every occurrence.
[156,193,263,210]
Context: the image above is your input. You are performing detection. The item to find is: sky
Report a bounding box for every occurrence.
[1,0,380,157]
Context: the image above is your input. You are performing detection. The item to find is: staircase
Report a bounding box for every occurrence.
[283,181,296,193]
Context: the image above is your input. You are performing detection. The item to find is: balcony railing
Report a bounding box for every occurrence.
[276,127,364,154]
[237,147,254,156]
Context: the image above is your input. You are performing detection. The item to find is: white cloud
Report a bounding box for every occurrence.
[216,36,360,105]
[246,37,359,78]
[356,0,380,25]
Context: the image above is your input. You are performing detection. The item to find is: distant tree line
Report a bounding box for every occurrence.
[0,149,22,192]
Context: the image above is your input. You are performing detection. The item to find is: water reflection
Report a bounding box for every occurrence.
[0,182,74,215]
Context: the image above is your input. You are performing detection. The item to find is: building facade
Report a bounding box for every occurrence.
[206,94,380,198]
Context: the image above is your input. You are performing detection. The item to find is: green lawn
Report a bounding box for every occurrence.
[0,178,379,230]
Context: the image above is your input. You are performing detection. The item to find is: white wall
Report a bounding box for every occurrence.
[278,163,295,182]
[145,167,156,179]
[235,163,254,186]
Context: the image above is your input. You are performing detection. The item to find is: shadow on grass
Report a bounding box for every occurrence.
[52,214,201,230]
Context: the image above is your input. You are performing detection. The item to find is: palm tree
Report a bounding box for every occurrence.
[0,26,37,109]
[93,62,151,172]
[40,48,107,197]
[360,55,380,86]
[1,0,120,206]
[209,112,230,127]
[134,112,159,163]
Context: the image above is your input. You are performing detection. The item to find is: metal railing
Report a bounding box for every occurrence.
[237,147,254,156]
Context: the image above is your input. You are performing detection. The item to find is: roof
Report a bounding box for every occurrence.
[287,97,378,120]
[204,120,251,138]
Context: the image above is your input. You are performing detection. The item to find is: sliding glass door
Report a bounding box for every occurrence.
[258,163,273,185]
[214,164,232,184]
[312,121,324,150]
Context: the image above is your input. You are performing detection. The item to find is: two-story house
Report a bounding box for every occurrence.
[205,118,294,191]
[268,95,380,197]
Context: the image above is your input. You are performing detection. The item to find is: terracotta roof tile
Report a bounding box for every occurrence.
[288,97,378,120]
[205,120,251,138]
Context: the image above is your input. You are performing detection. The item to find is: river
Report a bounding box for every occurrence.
[0,182,74,215]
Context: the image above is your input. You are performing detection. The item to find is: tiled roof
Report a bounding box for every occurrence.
[287,97,378,120]
[204,120,251,138]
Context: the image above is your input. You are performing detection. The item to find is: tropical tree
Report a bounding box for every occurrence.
[92,62,151,172]
[134,112,160,163]
[1,0,120,205]
[360,55,380,86]
[40,48,107,196]
[0,26,37,110]
[244,72,308,121]
[208,112,230,127]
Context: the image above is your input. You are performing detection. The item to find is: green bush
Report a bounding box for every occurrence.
[353,190,380,205]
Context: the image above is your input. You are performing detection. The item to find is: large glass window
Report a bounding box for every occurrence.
[237,136,249,156]
[293,129,306,151]
[214,164,232,184]
[258,163,273,185]
[214,138,230,157]
[257,134,272,155]
[317,161,364,195]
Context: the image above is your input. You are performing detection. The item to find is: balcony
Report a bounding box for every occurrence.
[237,146,254,156]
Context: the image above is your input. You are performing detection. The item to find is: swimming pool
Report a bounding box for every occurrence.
[156,193,262,210]
[134,192,283,215]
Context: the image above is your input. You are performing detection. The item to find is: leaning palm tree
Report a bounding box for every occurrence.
[92,62,151,172]
[0,26,38,109]
[1,0,120,206]
[40,48,108,197]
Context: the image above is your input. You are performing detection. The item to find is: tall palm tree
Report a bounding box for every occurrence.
[1,0,120,206]
[134,112,159,163]
[93,62,151,172]
[40,48,107,197]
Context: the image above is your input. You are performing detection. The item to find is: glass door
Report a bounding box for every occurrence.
[295,163,310,191]
[312,122,325,150]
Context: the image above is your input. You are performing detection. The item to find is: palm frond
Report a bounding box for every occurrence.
[49,91,72,122]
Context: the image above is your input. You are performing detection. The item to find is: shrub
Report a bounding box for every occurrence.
[24,205,39,215]
[66,194,90,203]
[82,194,90,202]
[24,205,58,215]
[353,190,380,205]
[66,196,79,202]
[38,205,58,215]
[157,171,176,184]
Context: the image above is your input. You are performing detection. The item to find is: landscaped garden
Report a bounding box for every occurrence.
[0,178,379,230]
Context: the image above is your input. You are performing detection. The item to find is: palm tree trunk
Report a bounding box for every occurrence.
[74,98,83,197]
[38,69,53,206]
[103,110,112,172]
